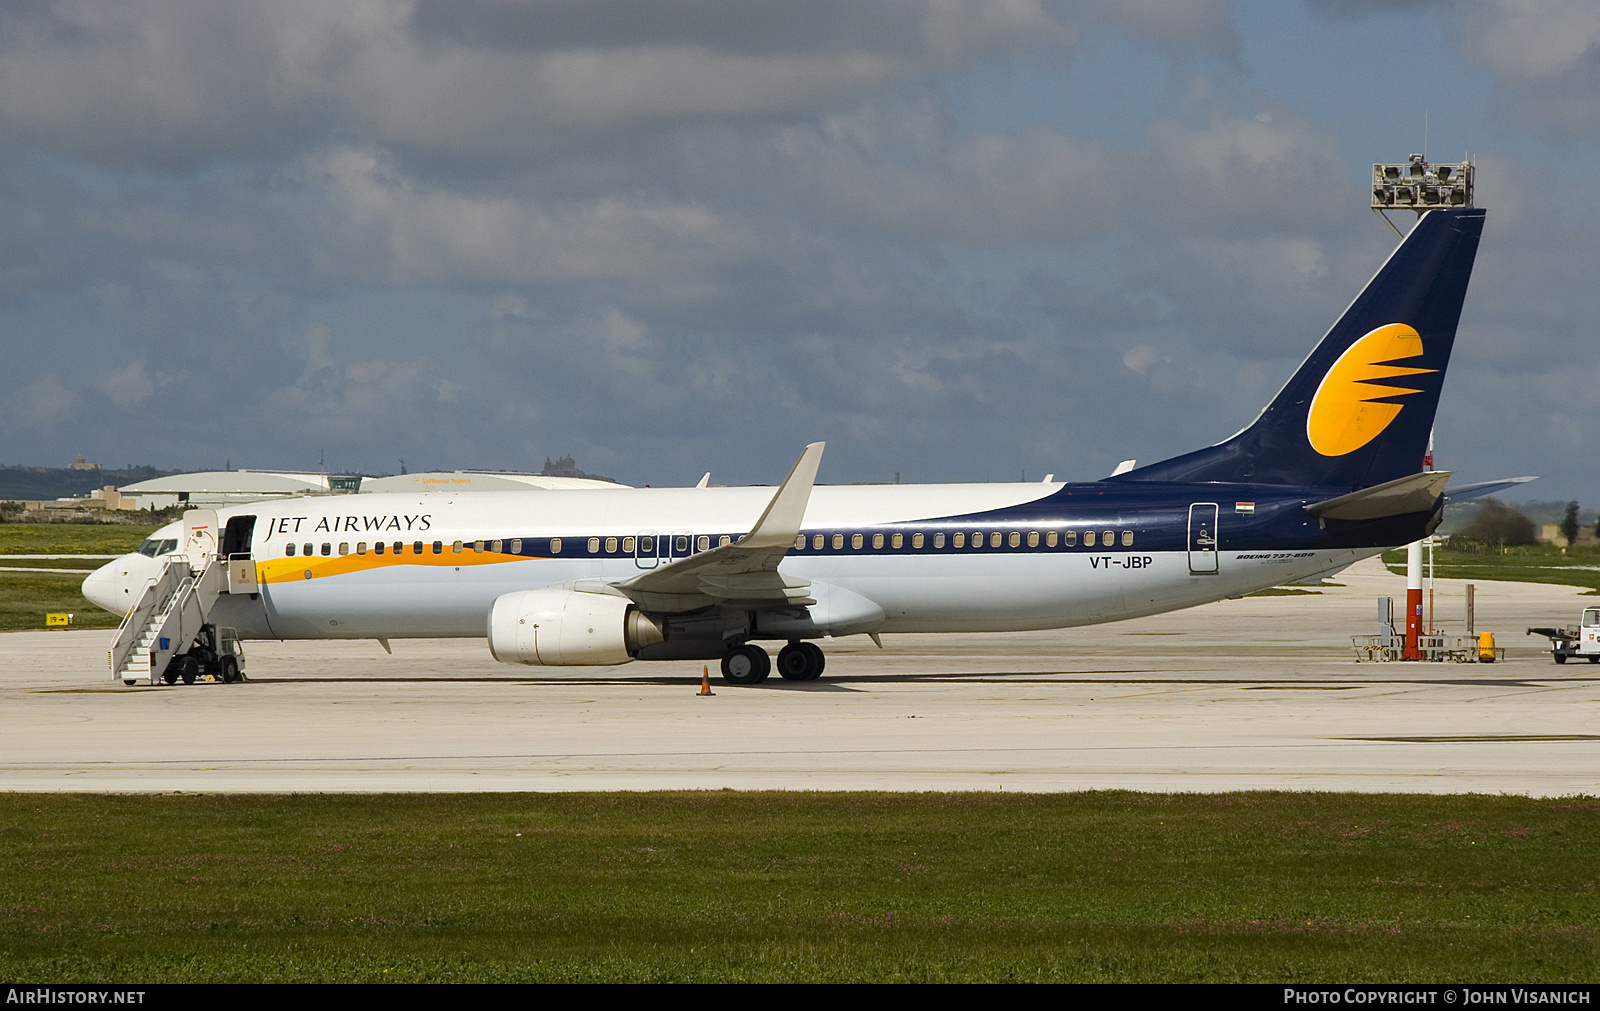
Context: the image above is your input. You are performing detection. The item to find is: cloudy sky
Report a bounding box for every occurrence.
[2,0,1596,500]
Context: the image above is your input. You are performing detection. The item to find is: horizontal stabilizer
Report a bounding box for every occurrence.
[1444,475,1538,503]
[1305,470,1451,521]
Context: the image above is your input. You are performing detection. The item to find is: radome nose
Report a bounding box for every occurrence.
[81,562,121,613]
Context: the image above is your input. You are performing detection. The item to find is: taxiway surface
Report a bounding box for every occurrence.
[3,559,1597,794]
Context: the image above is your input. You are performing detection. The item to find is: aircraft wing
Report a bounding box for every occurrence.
[614,443,824,613]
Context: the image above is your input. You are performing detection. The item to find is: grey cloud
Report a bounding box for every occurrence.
[6,373,80,433]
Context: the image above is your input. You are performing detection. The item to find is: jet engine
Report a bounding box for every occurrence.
[487,587,665,666]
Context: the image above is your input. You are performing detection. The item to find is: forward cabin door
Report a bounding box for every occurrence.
[1187,503,1219,574]
[221,515,258,593]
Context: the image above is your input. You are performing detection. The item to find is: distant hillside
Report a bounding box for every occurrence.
[0,464,181,501]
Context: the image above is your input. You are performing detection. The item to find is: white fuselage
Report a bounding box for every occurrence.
[85,481,1373,646]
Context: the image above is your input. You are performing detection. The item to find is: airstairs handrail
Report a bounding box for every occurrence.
[107,557,193,680]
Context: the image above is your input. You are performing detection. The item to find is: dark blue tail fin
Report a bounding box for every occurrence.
[1111,208,1485,490]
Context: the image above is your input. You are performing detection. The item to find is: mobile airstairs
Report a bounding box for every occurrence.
[109,509,255,686]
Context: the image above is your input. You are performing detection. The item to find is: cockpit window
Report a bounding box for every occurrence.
[138,539,178,557]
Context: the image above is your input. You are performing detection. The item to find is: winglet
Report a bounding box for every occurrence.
[696,472,710,489]
[738,442,824,549]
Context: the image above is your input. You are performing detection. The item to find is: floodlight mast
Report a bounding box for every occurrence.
[1372,153,1473,237]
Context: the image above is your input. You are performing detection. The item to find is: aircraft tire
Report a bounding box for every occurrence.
[721,645,770,685]
[777,642,825,681]
[1555,654,1568,664]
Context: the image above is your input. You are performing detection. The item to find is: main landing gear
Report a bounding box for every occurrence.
[719,641,826,685]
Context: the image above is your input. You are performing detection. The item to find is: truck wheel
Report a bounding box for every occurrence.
[1554,654,1567,664]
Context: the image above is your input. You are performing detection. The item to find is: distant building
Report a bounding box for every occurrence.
[118,471,333,510]
[68,455,101,471]
[1540,523,1597,546]
[541,455,616,483]
[360,471,628,494]
[114,467,629,510]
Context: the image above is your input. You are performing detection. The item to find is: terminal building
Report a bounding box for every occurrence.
[116,468,627,510]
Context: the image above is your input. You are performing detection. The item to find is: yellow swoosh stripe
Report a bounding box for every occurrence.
[1306,323,1436,457]
[256,550,536,585]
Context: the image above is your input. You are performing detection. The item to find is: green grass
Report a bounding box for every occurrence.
[0,524,157,556]
[0,571,120,630]
[1,792,1595,983]
[1382,544,1600,594]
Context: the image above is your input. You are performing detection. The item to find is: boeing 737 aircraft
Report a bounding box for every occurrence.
[85,208,1493,685]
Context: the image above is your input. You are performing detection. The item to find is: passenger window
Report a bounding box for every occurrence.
[911,533,923,548]
[1027,531,1038,547]
[1007,532,1019,548]
[1102,530,1113,546]
[304,543,314,556]
[622,537,634,553]
[674,534,689,554]
[1065,530,1076,546]
[851,533,863,549]
[953,533,965,548]
[975,533,985,549]
[1046,531,1057,548]
[374,542,385,555]
[814,534,824,550]
[794,535,805,550]
[605,537,617,553]
[832,534,843,549]
[550,537,562,554]
[492,539,503,553]
[432,541,443,554]
[473,540,484,553]
[339,542,349,555]
[286,543,296,556]
[356,542,366,555]
[638,535,654,553]
[892,533,903,549]
[720,535,731,547]
[872,533,884,549]
[453,540,463,554]
[934,533,944,548]
[1122,531,1134,547]
[413,541,424,555]
[394,541,404,554]
[698,535,710,551]
[511,538,523,554]
[1084,531,1095,547]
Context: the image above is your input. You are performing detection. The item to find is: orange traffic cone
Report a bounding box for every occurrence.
[698,665,715,696]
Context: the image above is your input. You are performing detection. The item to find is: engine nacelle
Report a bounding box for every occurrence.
[487,587,665,666]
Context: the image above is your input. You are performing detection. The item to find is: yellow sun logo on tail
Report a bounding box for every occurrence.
[1306,323,1436,457]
